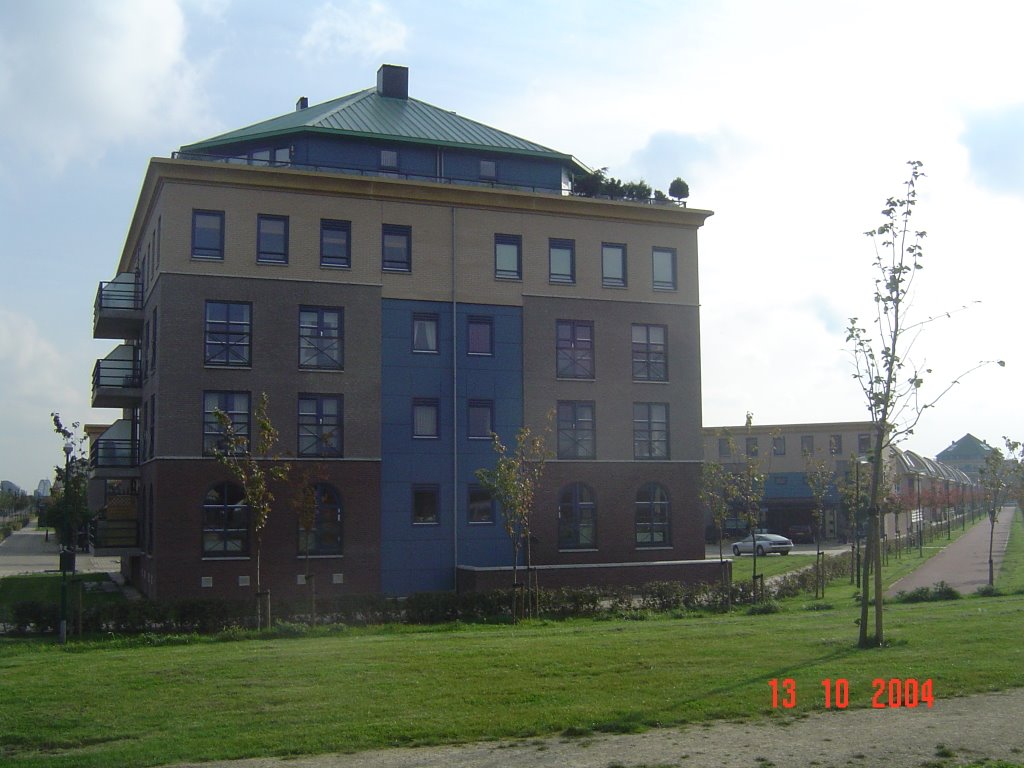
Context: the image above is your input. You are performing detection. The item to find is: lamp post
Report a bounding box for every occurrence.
[59,442,72,645]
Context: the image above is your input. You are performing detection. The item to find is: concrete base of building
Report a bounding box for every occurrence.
[456,559,729,593]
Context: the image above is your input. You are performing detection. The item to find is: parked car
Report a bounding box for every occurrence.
[732,533,794,556]
[787,524,814,543]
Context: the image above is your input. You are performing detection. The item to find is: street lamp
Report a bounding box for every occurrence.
[59,442,72,644]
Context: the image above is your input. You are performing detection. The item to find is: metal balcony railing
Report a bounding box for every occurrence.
[89,439,139,469]
[92,358,141,391]
[95,279,142,312]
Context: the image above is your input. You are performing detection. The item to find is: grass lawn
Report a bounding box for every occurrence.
[997,506,1024,593]
[0,514,1019,768]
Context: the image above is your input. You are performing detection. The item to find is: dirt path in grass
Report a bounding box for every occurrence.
[168,686,1024,768]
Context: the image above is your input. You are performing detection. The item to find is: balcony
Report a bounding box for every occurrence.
[89,479,141,556]
[94,275,143,339]
[92,345,141,408]
[89,420,140,480]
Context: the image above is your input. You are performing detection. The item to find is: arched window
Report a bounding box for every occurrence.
[202,482,248,556]
[298,483,343,556]
[558,483,596,550]
[635,482,671,546]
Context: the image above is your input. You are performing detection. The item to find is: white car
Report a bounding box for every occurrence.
[732,533,793,556]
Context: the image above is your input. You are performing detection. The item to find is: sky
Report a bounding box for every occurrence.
[1,0,1022,491]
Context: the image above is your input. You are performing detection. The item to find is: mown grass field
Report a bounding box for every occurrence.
[0,512,1020,768]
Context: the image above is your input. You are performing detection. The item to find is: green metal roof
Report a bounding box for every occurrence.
[181,88,586,170]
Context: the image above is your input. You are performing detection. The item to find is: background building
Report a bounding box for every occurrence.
[89,65,718,602]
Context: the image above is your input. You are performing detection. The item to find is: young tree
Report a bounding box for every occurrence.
[290,463,324,625]
[213,393,289,628]
[731,413,772,601]
[700,451,736,607]
[847,161,1002,646]
[804,453,833,598]
[475,420,551,621]
[49,413,90,548]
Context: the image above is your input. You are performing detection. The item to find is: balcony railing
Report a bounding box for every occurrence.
[89,439,139,470]
[94,278,143,339]
[92,357,142,408]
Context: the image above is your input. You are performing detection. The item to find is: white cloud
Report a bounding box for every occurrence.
[300,1,408,64]
[0,0,211,171]
[0,309,85,489]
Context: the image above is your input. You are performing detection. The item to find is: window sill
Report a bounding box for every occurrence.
[468,520,495,526]
[412,521,440,526]
[257,259,289,266]
[205,364,252,370]
[602,282,628,289]
[191,255,224,262]
[558,548,599,553]
[201,556,251,561]
[548,278,576,286]
[298,366,345,372]
[652,285,678,292]
[555,376,595,382]
[632,379,670,385]
[382,267,412,274]
[636,545,673,550]
[494,274,522,281]
[295,554,344,560]
[320,263,352,270]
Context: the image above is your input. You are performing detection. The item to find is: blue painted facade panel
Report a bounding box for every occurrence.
[380,299,523,594]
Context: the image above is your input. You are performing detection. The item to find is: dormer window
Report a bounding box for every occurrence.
[480,159,497,180]
[380,149,399,171]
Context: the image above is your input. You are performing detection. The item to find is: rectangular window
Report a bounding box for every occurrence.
[773,436,786,456]
[556,319,594,379]
[412,485,439,524]
[413,399,439,439]
[548,238,575,284]
[205,301,251,367]
[380,149,398,170]
[203,391,250,455]
[192,210,224,260]
[602,243,627,287]
[467,316,493,355]
[257,214,289,263]
[633,402,669,459]
[468,400,493,439]
[801,435,814,455]
[202,482,249,557]
[479,159,497,180]
[298,484,343,556]
[412,313,439,353]
[557,401,596,459]
[494,233,522,279]
[382,224,411,272]
[150,307,158,373]
[746,436,759,457]
[298,395,342,457]
[299,307,343,369]
[858,433,871,454]
[718,437,731,458]
[468,486,494,524]
[631,324,667,381]
[320,219,351,268]
[652,247,677,290]
[830,434,843,455]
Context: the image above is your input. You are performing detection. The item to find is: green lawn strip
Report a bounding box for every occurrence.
[725,550,819,582]
[3,595,1024,768]
[996,507,1024,593]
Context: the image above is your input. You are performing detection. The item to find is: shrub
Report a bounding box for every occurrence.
[893,582,963,603]
[747,599,781,615]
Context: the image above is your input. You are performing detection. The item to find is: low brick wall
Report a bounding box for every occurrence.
[457,559,730,593]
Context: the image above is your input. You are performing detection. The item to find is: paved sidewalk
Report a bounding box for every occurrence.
[885,506,1018,597]
[0,518,120,577]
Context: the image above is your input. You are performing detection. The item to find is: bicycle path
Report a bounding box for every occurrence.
[884,506,1017,597]
[0,519,120,577]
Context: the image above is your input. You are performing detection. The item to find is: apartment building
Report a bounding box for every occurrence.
[89,65,717,601]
